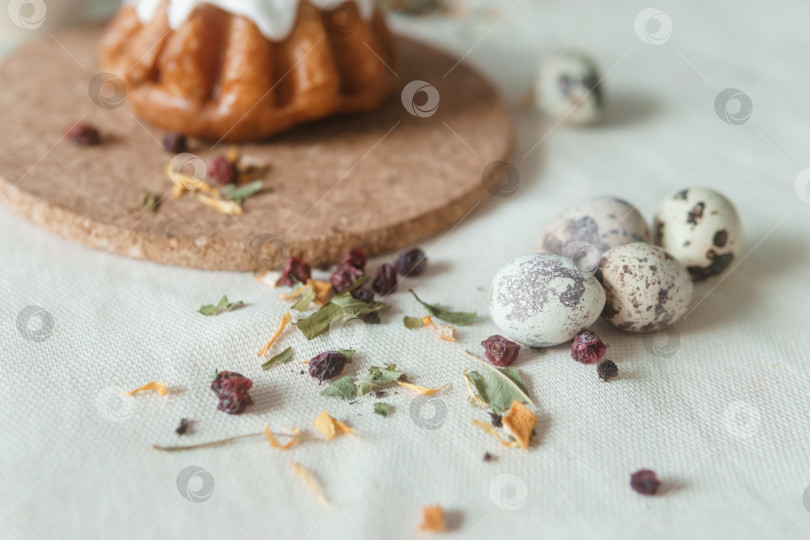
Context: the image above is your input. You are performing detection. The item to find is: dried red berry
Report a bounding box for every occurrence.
[571,330,607,364]
[208,157,238,185]
[351,288,374,303]
[372,264,398,295]
[330,262,364,293]
[630,469,660,495]
[276,257,311,287]
[66,123,101,146]
[210,371,254,414]
[481,335,521,367]
[394,248,428,277]
[163,132,187,154]
[597,359,618,381]
[308,351,349,382]
[341,247,367,269]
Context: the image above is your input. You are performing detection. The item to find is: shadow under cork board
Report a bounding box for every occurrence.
[0,24,513,271]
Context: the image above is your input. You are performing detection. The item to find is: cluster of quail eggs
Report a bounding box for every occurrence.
[489,189,742,347]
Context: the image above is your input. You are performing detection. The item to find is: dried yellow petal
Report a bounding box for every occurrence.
[501,400,537,450]
[264,423,299,450]
[471,418,521,449]
[197,193,243,215]
[313,410,356,440]
[127,381,168,396]
[280,286,308,302]
[419,505,446,532]
[435,324,456,341]
[397,381,448,396]
[308,280,333,304]
[171,184,185,198]
[289,461,333,506]
[422,316,436,328]
[258,311,292,357]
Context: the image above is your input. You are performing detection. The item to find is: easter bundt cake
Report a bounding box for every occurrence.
[100,0,399,141]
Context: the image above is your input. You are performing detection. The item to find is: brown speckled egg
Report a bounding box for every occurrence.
[653,187,742,281]
[600,243,693,333]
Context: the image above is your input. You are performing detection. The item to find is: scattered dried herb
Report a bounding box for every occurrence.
[373,403,390,417]
[295,279,388,340]
[261,346,293,371]
[141,190,159,212]
[597,359,619,381]
[409,290,476,325]
[489,413,502,428]
[162,132,187,154]
[471,418,521,448]
[211,371,254,414]
[277,257,312,287]
[630,469,661,495]
[208,157,238,185]
[290,461,334,506]
[66,123,101,146]
[127,381,168,396]
[258,311,293,356]
[320,376,357,400]
[221,180,263,205]
[175,418,190,436]
[571,330,607,364]
[462,351,532,414]
[154,432,265,451]
[403,316,423,329]
[419,505,446,532]
[481,335,521,367]
[356,364,404,397]
[313,410,356,440]
[198,295,245,316]
[395,248,428,276]
[483,452,494,462]
[372,264,398,295]
[309,351,349,382]
[290,285,317,311]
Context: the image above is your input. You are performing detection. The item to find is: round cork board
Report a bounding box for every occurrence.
[0,24,512,271]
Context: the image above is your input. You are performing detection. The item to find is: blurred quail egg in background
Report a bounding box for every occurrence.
[534,51,604,125]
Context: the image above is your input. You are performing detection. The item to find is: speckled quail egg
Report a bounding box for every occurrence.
[534,51,604,125]
[539,197,651,273]
[600,243,693,333]
[653,187,742,281]
[489,253,606,347]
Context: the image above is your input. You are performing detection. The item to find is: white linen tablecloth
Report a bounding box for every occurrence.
[2,1,810,539]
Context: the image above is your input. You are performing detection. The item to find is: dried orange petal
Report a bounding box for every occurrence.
[127,381,167,396]
[258,311,292,357]
[313,410,356,440]
[290,461,333,506]
[501,400,537,450]
[264,423,299,450]
[397,381,448,395]
[419,505,445,532]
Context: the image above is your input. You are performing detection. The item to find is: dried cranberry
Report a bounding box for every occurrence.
[630,469,661,495]
[597,359,618,381]
[276,257,311,287]
[571,330,607,364]
[394,248,428,277]
[308,351,349,382]
[481,335,521,367]
[351,288,375,303]
[163,132,187,154]
[330,262,364,293]
[208,157,238,185]
[372,264,398,295]
[210,371,254,414]
[66,123,101,146]
[341,247,367,269]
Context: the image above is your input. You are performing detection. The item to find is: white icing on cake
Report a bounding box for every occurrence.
[126,0,376,41]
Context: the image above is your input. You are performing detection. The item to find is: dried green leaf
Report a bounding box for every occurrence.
[408,289,477,325]
[356,364,404,397]
[374,403,390,417]
[141,190,159,212]
[198,295,245,316]
[221,180,263,205]
[320,376,357,400]
[337,349,356,361]
[295,283,388,340]
[291,286,317,311]
[261,346,293,371]
[403,316,423,329]
[462,351,532,414]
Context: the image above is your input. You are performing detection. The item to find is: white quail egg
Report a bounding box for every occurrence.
[653,187,742,281]
[489,253,606,347]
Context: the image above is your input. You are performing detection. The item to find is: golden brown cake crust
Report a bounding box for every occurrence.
[99,1,399,141]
